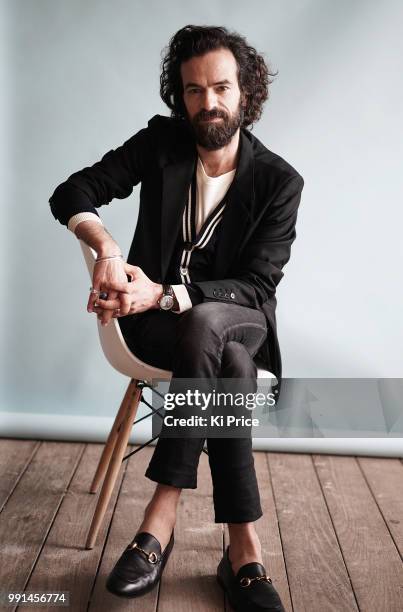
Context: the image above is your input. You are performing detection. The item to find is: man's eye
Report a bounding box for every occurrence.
[217,86,229,91]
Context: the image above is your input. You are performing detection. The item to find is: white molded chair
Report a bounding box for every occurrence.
[79,240,276,549]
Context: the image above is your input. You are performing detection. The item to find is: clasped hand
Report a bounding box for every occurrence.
[87,260,162,326]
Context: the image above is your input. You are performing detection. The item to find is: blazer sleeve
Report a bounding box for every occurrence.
[49,120,155,227]
[191,174,304,309]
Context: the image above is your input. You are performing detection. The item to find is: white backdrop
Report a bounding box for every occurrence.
[1,0,402,454]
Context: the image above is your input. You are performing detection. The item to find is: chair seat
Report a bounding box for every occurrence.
[255,358,277,382]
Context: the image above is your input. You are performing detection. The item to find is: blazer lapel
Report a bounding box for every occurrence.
[160,149,197,282]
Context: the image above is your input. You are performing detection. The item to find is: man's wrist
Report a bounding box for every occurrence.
[98,242,122,258]
[153,283,179,310]
[172,289,179,311]
[74,222,120,257]
[153,283,164,309]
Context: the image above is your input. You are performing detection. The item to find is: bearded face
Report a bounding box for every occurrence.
[181,48,245,151]
[186,102,244,151]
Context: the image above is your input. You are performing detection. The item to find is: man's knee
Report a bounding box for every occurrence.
[221,340,257,378]
[222,340,254,366]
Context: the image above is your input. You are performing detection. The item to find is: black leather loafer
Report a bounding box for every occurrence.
[217,546,285,611]
[106,530,174,598]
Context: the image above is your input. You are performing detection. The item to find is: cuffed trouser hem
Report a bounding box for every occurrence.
[214,508,264,524]
[210,458,262,525]
[144,465,198,489]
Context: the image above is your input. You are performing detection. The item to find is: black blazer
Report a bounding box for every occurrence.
[49,114,304,395]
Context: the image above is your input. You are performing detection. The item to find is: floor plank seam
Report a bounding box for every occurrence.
[0,440,42,515]
[15,442,87,612]
[155,572,162,611]
[86,443,132,611]
[222,528,227,612]
[355,455,403,561]
[265,452,294,612]
[311,454,360,611]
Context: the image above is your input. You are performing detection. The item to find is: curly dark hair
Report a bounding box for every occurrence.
[160,25,278,130]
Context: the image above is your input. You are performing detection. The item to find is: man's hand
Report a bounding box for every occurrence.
[90,263,163,325]
[87,256,127,326]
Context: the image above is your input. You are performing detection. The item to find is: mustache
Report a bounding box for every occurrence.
[194,109,227,122]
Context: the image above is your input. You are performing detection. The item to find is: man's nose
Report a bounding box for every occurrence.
[201,89,218,111]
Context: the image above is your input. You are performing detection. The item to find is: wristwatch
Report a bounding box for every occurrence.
[158,284,176,311]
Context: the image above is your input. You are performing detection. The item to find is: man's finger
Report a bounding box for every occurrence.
[100,289,119,326]
[91,306,121,319]
[115,291,132,316]
[101,280,131,293]
[87,286,101,312]
[94,297,121,310]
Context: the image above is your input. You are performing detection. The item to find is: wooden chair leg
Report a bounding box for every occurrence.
[89,378,137,494]
[85,381,143,549]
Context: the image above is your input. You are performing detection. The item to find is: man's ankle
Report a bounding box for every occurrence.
[143,499,177,524]
[228,522,260,539]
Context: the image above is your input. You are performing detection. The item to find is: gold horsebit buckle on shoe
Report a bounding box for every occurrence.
[129,540,159,564]
[239,575,272,587]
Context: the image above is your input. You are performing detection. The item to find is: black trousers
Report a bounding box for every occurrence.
[118,302,268,523]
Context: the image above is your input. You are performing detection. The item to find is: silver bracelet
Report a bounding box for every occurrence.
[95,254,123,262]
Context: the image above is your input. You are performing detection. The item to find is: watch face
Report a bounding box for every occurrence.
[160,294,174,310]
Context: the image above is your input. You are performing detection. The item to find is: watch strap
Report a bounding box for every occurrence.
[162,284,174,297]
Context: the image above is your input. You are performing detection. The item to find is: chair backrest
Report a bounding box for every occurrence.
[79,240,172,382]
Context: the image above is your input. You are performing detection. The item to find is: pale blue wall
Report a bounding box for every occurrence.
[1,1,402,449]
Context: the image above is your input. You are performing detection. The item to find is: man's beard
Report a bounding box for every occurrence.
[186,104,244,151]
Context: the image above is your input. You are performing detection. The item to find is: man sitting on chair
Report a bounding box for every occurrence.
[49,24,304,612]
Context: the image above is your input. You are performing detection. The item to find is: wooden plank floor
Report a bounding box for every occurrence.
[0,438,402,612]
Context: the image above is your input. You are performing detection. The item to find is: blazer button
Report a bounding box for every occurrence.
[230,292,235,299]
